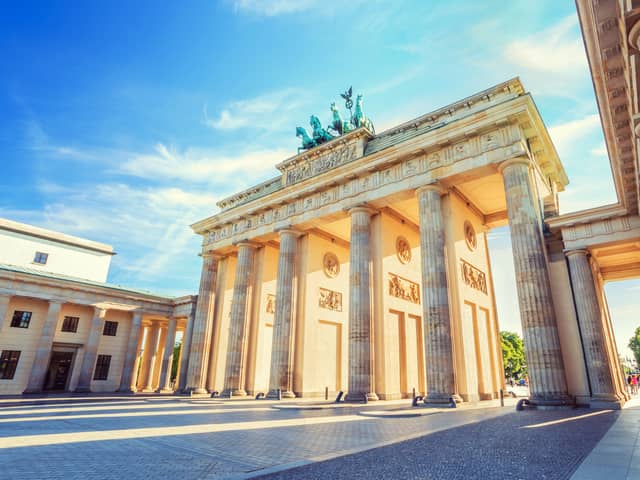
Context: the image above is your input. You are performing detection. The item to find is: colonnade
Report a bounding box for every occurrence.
[14,298,190,394]
[183,156,625,407]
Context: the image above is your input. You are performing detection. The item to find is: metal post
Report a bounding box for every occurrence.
[325,386,328,401]
[500,389,504,407]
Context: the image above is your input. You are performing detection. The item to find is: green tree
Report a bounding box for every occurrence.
[170,342,182,382]
[500,331,527,380]
[628,327,640,367]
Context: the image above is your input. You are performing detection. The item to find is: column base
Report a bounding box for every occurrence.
[424,392,462,405]
[73,386,92,394]
[527,393,574,409]
[589,394,625,410]
[140,387,156,393]
[344,392,379,402]
[222,388,247,397]
[22,388,43,395]
[182,387,209,396]
[266,389,296,399]
[117,388,137,394]
[156,388,175,394]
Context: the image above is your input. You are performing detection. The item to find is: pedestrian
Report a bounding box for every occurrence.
[632,374,639,395]
[628,375,633,395]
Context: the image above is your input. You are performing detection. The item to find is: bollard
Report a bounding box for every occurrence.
[412,387,416,400]
[363,394,368,404]
[277,388,282,401]
[412,395,424,407]
[500,389,504,407]
[325,386,329,401]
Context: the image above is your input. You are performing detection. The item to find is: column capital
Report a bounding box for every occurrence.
[275,226,303,237]
[93,306,107,318]
[201,250,224,260]
[233,240,260,249]
[48,300,64,309]
[498,156,531,174]
[346,204,377,216]
[416,183,447,197]
[564,248,590,259]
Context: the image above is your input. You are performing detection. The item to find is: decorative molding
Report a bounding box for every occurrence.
[323,252,340,278]
[388,273,420,304]
[464,221,477,251]
[283,143,359,186]
[460,259,487,294]
[319,288,342,311]
[265,294,275,314]
[396,236,411,264]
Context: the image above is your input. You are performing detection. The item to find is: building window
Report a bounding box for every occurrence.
[0,350,21,379]
[93,354,111,380]
[33,252,48,264]
[61,316,79,333]
[103,321,118,336]
[10,311,32,329]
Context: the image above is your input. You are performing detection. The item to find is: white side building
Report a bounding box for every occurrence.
[0,218,114,282]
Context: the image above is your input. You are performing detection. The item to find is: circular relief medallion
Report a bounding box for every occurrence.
[396,236,411,264]
[464,221,477,251]
[323,252,340,278]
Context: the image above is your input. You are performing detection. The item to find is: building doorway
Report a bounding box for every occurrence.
[44,351,74,391]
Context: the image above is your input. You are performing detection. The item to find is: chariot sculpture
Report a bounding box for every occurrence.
[296,86,375,153]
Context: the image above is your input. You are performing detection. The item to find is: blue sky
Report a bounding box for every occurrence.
[1,1,638,356]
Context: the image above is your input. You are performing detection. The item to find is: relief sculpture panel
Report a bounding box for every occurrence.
[388,273,420,304]
[460,259,488,294]
[319,288,342,312]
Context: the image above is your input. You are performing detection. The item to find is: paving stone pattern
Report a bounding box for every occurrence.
[258,409,619,480]
[0,395,617,480]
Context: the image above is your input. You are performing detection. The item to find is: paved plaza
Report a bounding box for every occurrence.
[0,395,635,479]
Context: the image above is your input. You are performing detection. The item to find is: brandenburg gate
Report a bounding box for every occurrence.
[182,77,628,409]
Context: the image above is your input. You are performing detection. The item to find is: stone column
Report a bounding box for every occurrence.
[184,253,220,394]
[267,228,301,398]
[178,301,197,392]
[499,157,571,406]
[75,307,107,393]
[566,250,621,405]
[142,321,161,392]
[0,295,12,331]
[118,312,143,393]
[416,186,460,404]
[345,207,378,402]
[23,301,63,393]
[158,317,178,393]
[223,242,257,397]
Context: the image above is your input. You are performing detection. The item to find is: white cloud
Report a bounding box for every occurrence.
[231,0,318,16]
[203,88,307,133]
[548,114,601,161]
[119,143,289,186]
[501,15,591,98]
[590,142,608,157]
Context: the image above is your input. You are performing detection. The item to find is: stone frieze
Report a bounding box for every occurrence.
[460,259,487,294]
[319,287,342,311]
[388,273,420,304]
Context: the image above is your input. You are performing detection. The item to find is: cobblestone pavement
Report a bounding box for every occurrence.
[257,408,620,480]
[0,395,621,480]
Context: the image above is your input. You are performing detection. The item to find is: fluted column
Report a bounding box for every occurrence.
[267,228,301,398]
[223,242,257,397]
[23,301,63,393]
[158,317,178,393]
[417,186,460,404]
[345,207,378,402]
[178,301,196,391]
[142,321,161,392]
[185,253,221,394]
[118,312,143,392]
[566,250,620,405]
[500,157,571,406]
[75,307,107,392]
[0,295,12,331]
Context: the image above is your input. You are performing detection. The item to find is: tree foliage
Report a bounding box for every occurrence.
[500,331,526,379]
[170,343,182,382]
[629,327,640,367]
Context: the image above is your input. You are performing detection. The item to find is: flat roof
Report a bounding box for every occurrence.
[0,263,173,300]
[0,218,115,255]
